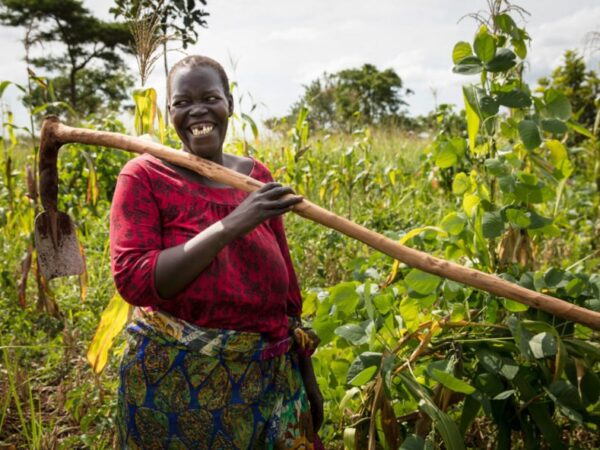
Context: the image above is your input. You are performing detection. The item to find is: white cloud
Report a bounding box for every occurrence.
[296,55,366,84]
[268,27,319,42]
[2,0,600,125]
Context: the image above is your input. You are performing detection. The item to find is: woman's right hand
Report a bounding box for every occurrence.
[222,182,303,237]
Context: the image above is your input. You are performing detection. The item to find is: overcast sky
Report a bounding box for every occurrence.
[1,0,599,127]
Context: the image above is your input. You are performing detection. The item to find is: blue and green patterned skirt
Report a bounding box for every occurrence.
[116,309,317,449]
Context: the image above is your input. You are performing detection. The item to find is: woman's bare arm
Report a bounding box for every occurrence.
[154,182,302,299]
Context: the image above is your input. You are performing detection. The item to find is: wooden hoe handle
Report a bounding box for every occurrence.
[39,116,600,331]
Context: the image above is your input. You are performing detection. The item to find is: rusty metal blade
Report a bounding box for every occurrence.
[34,211,85,280]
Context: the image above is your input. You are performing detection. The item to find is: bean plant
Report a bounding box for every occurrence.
[305,3,600,449]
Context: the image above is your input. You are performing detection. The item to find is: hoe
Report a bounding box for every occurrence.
[35,115,600,331]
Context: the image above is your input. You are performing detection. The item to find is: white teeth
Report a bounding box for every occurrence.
[191,124,214,136]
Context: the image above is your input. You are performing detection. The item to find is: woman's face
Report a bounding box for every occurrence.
[168,65,232,161]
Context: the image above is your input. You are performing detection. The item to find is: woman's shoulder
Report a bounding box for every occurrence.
[119,153,164,179]
[248,158,274,182]
[224,154,274,182]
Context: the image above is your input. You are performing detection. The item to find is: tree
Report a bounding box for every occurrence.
[0,0,134,115]
[335,64,409,126]
[111,0,209,123]
[281,64,411,132]
[537,50,600,135]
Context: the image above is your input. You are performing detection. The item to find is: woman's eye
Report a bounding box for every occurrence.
[173,100,188,106]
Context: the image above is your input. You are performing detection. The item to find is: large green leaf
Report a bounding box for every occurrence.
[435,144,458,169]
[453,56,483,75]
[452,172,471,195]
[335,323,368,345]
[452,41,473,64]
[529,332,557,358]
[518,120,542,150]
[485,48,517,72]
[494,14,516,34]
[405,269,441,295]
[541,119,567,135]
[512,38,528,59]
[330,282,359,316]
[474,26,496,63]
[505,208,532,229]
[346,352,382,384]
[349,365,377,386]
[431,369,476,394]
[484,158,510,177]
[496,89,531,108]
[440,213,466,235]
[544,89,572,120]
[482,211,504,238]
[545,381,585,423]
[476,349,519,380]
[479,95,499,116]
[463,86,481,151]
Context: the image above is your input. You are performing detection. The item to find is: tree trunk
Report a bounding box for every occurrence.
[69,68,77,111]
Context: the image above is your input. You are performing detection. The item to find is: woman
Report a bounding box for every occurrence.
[110,55,323,449]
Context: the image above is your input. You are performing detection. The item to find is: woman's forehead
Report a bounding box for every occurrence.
[170,65,224,95]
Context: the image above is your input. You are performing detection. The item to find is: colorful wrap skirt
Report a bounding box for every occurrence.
[116,309,319,449]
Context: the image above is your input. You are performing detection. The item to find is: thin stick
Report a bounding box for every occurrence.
[40,117,600,331]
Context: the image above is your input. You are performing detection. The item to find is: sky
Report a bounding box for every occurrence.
[1,0,599,128]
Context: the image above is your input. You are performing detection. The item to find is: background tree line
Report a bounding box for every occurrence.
[0,0,597,137]
[0,0,208,119]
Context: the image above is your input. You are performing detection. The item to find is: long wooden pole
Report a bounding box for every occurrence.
[40,117,600,331]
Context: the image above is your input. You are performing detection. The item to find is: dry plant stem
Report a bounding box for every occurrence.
[393,321,443,376]
[368,377,382,450]
[39,116,600,330]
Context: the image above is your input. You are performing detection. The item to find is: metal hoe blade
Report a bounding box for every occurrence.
[34,210,85,280]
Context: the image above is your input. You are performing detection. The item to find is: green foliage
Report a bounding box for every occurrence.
[1,2,599,449]
[0,0,133,115]
[110,0,209,49]
[537,50,600,137]
[278,64,411,132]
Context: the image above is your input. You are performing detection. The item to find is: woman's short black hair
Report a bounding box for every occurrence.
[167,55,230,100]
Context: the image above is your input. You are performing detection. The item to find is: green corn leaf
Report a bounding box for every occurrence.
[87,293,131,374]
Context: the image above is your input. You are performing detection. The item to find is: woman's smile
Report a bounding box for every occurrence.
[189,122,215,136]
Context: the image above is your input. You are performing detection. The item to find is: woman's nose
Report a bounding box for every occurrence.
[189,102,208,115]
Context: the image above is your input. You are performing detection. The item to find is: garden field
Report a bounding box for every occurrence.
[1,1,600,449]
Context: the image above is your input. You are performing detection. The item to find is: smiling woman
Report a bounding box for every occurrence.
[109,55,324,449]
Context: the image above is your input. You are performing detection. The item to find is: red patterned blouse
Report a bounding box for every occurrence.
[109,154,302,341]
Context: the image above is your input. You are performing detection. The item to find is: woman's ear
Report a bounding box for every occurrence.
[227,95,234,117]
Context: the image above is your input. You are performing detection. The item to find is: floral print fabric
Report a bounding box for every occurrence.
[117,309,316,449]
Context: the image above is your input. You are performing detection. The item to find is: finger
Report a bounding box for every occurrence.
[264,203,299,217]
[256,182,281,193]
[262,186,295,199]
[264,195,303,210]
